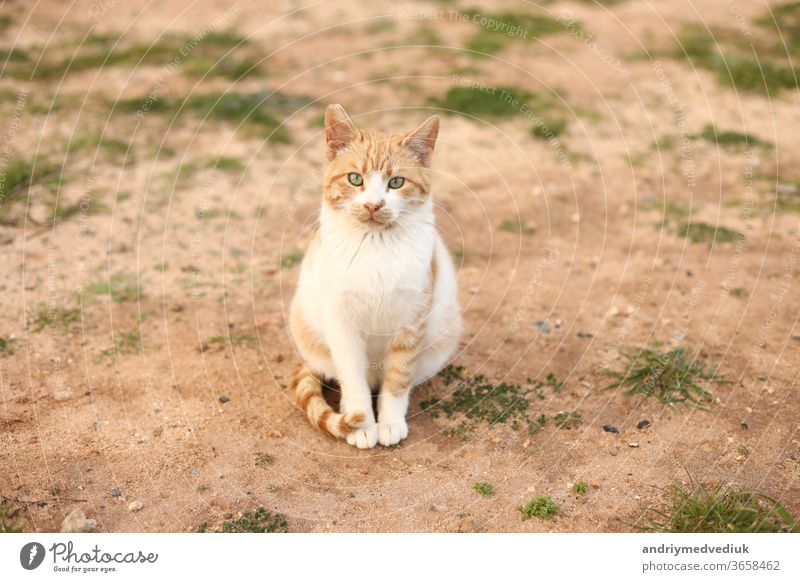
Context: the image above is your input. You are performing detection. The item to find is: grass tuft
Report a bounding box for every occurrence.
[472,482,494,496]
[279,250,304,270]
[641,475,800,533]
[677,221,740,245]
[464,10,567,56]
[573,481,588,495]
[518,496,561,521]
[698,124,768,147]
[0,157,63,225]
[84,271,141,303]
[31,305,81,332]
[554,410,582,430]
[199,506,288,533]
[420,365,559,435]
[115,91,306,142]
[607,346,727,410]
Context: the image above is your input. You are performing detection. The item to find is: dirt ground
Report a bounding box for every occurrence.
[1,0,799,532]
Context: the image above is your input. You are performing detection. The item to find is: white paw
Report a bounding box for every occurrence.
[346,423,378,449]
[377,419,408,447]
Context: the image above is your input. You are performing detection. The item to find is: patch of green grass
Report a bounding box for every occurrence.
[203,30,250,48]
[220,507,287,533]
[254,452,275,467]
[0,47,30,62]
[756,2,800,53]
[606,346,727,410]
[429,85,568,136]
[420,365,555,435]
[428,85,534,119]
[51,195,109,222]
[95,328,142,362]
[115,91,302,142]
[31,305,81,332]
[68,133,132,159]
[0,501,23,532]
[365,19,396,35]
[728,287,748,298]
[464,10,567,56]
[279,250,304,270]
[208,331,258,349]
[667,22,799,95]
[0,336,16,357]
[84,271,141,303]
[405,24,443,46]
[518,496,561,521]
[531,117,567,139]
[208,156,245,172]
[554,410,582,430]
[4,32,259,81]
[0,157,63,225]
[498,218,535,235]
[199,507,288,533]
[677,221,740,245]
[698,124,768,148]
[573,481,588,495]
[641,475,800,533]
[472,482,494,496]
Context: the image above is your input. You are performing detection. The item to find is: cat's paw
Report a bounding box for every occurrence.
[377,419,408,447]
[346,423,378,449]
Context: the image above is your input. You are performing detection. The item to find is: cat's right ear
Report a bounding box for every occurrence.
[324,104,359,160]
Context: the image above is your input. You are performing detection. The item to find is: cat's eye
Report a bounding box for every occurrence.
[348,173,363,186]
[388,176,405,189]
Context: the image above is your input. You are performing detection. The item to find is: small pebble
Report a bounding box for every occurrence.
[577,332,594,338]
[218,395,230,403]
[637,419,651,430]
[628,442,639,448]
[740,422,749,430]
[111,488,122,497]
[603,424,619,433]
[128,500,144,513]
[554,319,562,328]
[609,447,619,456]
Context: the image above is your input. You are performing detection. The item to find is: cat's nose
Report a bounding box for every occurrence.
[363,201,385,215]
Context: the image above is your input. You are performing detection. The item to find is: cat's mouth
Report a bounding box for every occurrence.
[355,212,393,228]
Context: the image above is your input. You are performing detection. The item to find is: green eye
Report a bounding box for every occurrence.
[348,173,363,186]
[388,176,405,189]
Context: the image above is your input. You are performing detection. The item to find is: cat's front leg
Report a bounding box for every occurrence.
[377,326,421,446]
[325,316,378,449]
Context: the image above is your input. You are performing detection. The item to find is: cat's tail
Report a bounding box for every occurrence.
[292,367,365,439]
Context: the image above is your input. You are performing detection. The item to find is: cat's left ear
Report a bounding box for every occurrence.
[402,115,439,166]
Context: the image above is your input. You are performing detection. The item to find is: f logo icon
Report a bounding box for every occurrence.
[20,542,46,570]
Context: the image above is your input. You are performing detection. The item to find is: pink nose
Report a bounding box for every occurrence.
[363,201,384,215]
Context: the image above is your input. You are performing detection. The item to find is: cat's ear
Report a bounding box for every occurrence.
[402,115,439,166]
[324,104,359,160]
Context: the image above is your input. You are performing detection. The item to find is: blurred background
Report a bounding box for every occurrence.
[1,0,799,533]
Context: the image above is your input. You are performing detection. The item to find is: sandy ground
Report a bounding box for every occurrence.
[1,0,799,532]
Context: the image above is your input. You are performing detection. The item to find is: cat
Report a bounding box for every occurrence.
[288,104,462,449]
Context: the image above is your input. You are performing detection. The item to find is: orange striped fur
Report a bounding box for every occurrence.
[291,367,364,438]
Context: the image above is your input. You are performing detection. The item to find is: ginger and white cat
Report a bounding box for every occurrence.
[289,104,462,449]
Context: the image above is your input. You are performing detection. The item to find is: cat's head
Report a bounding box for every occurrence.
[321,104,439,230]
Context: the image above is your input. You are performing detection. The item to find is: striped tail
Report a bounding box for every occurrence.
[292,367,365,439]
